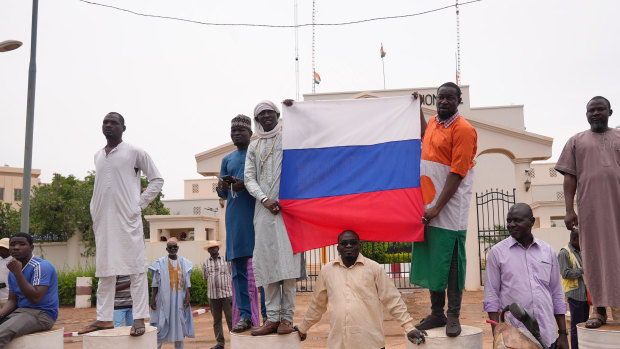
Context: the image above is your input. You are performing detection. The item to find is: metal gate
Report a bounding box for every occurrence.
[297,241,417,292]
[475,189,515,286]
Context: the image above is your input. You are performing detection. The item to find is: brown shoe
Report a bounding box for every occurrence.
[277,319,294,334]
[251,320,279,336]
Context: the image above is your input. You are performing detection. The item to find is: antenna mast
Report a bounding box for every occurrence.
[455,0,461,85]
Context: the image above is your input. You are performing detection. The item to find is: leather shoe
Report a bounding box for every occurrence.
[277,319,294,334]
[446,316,461,337]
[415,314,447,330]
[251,320,279,336]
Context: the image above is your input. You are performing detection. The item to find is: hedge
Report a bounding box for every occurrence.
[57,266,210,306]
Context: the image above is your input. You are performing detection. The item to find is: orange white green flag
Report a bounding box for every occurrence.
[313,71,321,84]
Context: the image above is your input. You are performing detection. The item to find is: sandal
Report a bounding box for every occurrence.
[585,312,606,329]
[231,318,253,333]
[130,323,146,336]
[415,314,447,331]
[77,322,114,335]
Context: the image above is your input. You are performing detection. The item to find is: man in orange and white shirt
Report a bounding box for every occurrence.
[411,82,477,337]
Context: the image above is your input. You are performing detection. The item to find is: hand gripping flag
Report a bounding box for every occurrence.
[280,96,424,253]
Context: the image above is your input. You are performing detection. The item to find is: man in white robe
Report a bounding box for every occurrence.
[245,100,306,336]
[149,239,195,348]
[79,112,163,336]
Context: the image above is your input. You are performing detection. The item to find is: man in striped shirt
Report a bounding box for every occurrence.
[202,241,233,349]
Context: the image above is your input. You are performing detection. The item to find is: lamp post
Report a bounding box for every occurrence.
[21,0,39,233]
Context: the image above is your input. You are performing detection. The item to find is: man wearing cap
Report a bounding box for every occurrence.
[149,239,195,349]
[0,238,10,305]
[202,241,233,349]
[244,100,306,336]
[216,115,264,332]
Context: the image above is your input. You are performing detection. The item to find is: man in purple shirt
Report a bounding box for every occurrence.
[484,203,568,349]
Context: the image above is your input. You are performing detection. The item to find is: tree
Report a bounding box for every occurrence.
[0,203,20,237]
[27,172,169,255]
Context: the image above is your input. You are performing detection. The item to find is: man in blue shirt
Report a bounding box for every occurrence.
[217,114,265,333]
[0,232,58,346]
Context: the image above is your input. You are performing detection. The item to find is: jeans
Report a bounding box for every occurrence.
[113,307,134,327]
[568,298,589,349]
[264,279,296,322]
[430,242,463,317]
[231,257,252,319]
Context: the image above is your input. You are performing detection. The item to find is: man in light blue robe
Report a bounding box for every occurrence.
[149,240,195,349]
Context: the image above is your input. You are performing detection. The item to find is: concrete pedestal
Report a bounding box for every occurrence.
[5,327,63,349]
[75,276,92,308]
[405,325,483,349]
[230,330,301,349]
[577,320,620,349]
[83,325,157,349]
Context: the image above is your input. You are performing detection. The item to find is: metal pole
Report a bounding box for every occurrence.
[382,58,386,89]
[20,0,39,233]
[294,0,299,100]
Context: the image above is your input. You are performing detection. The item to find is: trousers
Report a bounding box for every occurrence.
[97,273,149,321]
[430,242,463,317]
[264,279,296,322]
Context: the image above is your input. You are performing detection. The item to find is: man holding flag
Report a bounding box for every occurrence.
[411,82,478,337]
[244,100,306,336]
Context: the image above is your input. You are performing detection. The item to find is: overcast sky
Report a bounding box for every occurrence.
[1,0,619,199]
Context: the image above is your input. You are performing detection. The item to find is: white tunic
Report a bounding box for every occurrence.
[90,142,163,277]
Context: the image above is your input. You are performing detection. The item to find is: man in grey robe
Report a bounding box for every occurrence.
[244,100,306,336]
[556,96,620,328]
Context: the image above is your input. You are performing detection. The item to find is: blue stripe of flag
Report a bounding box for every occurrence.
[280,139,421,200]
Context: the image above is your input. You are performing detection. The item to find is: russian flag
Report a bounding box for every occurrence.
[280,95,425,253]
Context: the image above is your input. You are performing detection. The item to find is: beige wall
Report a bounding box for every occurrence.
[35,236,214,273]
[0,166,41,209]
[183,178,220,200]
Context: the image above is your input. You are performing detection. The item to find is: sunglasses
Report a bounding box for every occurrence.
[167,245,179,250]
[339,239,359,247]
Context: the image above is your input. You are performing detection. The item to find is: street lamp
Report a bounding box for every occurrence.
[0,40,22,52]
[21,0,39,234]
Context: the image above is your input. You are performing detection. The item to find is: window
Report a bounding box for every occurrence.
[212,183,217,192]
[556,192,564,201]
[192,184,199,193]
[0,188,4,201]
[193,207,201,215]
[549,168,557,177]
[14,189,22,201]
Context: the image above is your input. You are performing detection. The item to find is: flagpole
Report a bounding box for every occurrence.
[382,57,386,89]
[381,42,386,89]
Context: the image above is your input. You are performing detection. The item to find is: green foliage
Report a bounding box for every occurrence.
[57,266,96,305]
[361,241,413,264]
[483,225,510,253]
[190,268,209,306]
[30,173,94,244]
[57,266,209,307]
[0,203,20,236]
[23,172,169,255]
[384,252,412,264]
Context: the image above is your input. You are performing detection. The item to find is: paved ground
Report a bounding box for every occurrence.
[60,290,497,348]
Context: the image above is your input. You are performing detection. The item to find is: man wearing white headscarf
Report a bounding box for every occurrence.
[244,100,306,336]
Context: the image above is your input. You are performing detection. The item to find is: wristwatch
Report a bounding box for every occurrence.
[558,329,568,335]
